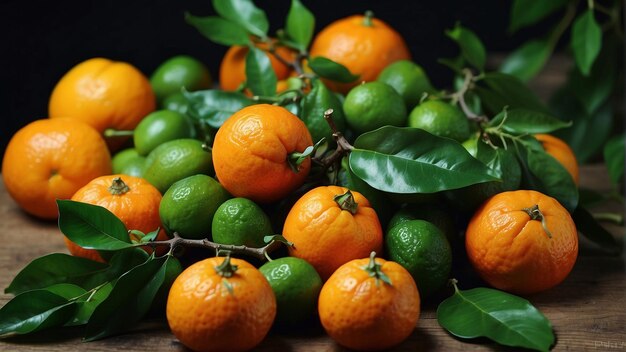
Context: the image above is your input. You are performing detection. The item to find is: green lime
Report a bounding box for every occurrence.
[377,60,434,110]
[408,100,470,142]
[301,80,347,145]
[461,134,480,157]
[134,110,195,156]
[159,174,230,239]
[150,55,212,102]
[385,220,452,298]
[211,198,273,248]
[259,257,322,325]
[387,203,457,243]
[111,148,146,177]
[445,147,522,211]
[162,92,189,116]
[343,81,407,134]
[143,138,214,193]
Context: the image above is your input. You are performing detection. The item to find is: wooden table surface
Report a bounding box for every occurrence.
[0,164,624,352]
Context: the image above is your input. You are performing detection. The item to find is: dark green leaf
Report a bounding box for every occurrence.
[571,10,602,76]
[57,200,132,251]
[445,24,486,70]
[140,229,160,243]
[500,39,552,81]
[476,72,550,114]
[349,126,500,194]
[245,46,277,96]
[509,0,568,33]
[0,290,76,338]
[184,89,253,128]
[578,187,607,207]
[212,0,269,38]
[437,285,554,351]
[603,135,625,186]
[308,56,359,83]
[437,56,465,74]
[488,108,571,134]
[551,94,613,163]
[285,0,315,51]
[92,249,150,286]
[300,79,346,144]
[84,256,168,341]
[516,137,579,212]
[68,283,113,326]
[44,284,88,300]
[185,14,250,46]
[5,253,108,295]
[573,206,621,254]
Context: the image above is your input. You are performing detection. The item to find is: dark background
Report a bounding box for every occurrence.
[0,0,551,161]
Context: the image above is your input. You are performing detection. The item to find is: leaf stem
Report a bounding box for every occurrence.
[313,109,354,169]
[592,212,624,225]
[547,1,578,48]
[452,69,489,124]
[103,129,134,138]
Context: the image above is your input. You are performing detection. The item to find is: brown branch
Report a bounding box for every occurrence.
[313,109,354,169]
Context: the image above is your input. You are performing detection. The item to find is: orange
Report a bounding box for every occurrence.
[166,255,276,352]
[535,133,579,185]
[2,118,112,219]
[65,175,168,262]
[309,12,411,94]
[282,186,383,280]
[219,42,294,91]
[48,57,156,149]
[465,190,578,295]
[212,104,313,203]
[318,252,420,351]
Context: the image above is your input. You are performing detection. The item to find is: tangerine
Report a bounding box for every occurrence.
[2,118,111,219]
[465,190,578,295]
[212,104,313,203]
[309,11,411,93]
[282,186,383,280]
[535,133,579,185]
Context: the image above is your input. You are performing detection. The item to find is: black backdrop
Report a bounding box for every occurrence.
[0,0,547,160]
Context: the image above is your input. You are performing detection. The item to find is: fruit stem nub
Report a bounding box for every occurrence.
[522,204,553,239]
[215,253,239,278]
[363,10,375,27]
[108,177,130,195]
[334,190,359,214]
[363,251,392,287]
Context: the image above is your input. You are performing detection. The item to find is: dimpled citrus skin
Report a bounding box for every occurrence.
[282,186,383,280]
[212,104,313,203]
[166,257,276,352]
[535,133,580,185]
[309,14,411,94]
[49,58,155,134]
[465,190,578,295]
[2,118,112,219]
[318,256,420,351]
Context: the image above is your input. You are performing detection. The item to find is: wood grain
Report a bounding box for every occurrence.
[0,164,624,351]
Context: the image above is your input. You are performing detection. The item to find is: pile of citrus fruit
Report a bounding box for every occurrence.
[1,5,582,351]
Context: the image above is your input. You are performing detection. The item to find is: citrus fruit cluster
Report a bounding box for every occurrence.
[1,4,583,352]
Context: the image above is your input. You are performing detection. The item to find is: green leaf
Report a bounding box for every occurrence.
[437,56,465,74]
[0,290,76,338]
[184,89,253,128]
[285,0,315,51]
[308,56,359,83]
[437,285,554,351]
[476,72,550,114]
[57,200,132,251]
[500,39,552,81]
[509,0,569,33]
[84,256,168,341]
[185,14,250,46]
[516,137,579,212]
[245,46,278,96]
[571,10,602,76]
[488,108,571,134]
[551,93,613,163]
[212,0,269,38]
[300,79,346,144]
[604,135,625,186]
[68,283,113,326]
[349,126,500,194]
[573,206,621,255]
[5,253,108,295]
[44,284,88,300]
[445,24,486,70]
